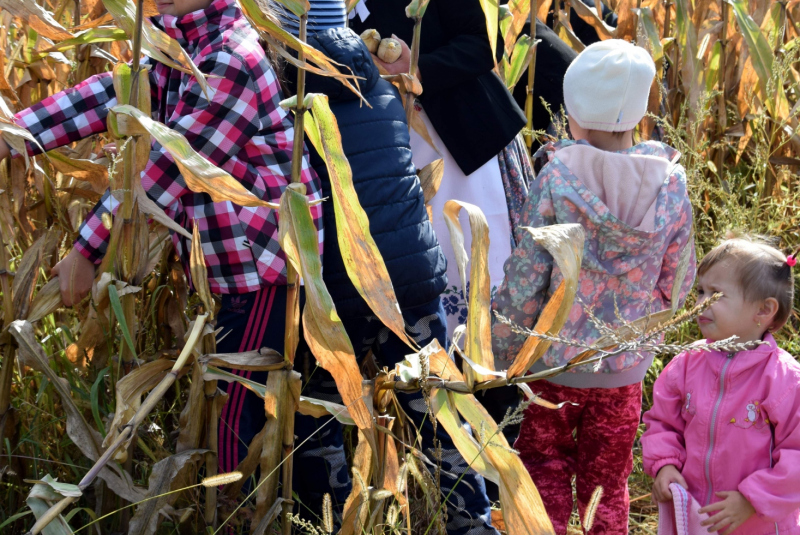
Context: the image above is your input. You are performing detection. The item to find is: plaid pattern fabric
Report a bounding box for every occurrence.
[13,0,323,293]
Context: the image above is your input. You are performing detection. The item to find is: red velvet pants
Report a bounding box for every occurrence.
[515,379,642,535]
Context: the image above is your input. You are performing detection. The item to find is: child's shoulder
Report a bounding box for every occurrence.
[661,342,710,374]
[770,346,800,383]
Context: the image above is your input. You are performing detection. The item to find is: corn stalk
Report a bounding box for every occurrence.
[0,223,14,460]
[524,0,538,150]
[404,0,429,126]
[715,0,729,180]
[23,314,209,535]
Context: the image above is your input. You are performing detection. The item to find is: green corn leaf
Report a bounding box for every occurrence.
[107,284,137,359]
[42,27,128,54]
[272,0,310,17]
[505,35,537,91]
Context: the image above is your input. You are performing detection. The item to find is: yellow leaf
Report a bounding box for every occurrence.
[102,0,213,98]
[110,105,280,209]
[506,224,584,379]
[418,158,444,204]
[48,149,109,194]
[305,95,416,350]
[442,201,494,385]
[238,0,365,100]
[190,223,214,320]
[0,0,73,41]
[278,184,375,441]
[428,347,555,535]
[478,0,500,64]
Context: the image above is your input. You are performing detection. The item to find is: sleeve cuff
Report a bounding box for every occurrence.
[649,458,684,478]
[73,241,105,266]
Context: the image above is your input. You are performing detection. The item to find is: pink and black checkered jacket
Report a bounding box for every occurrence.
[12,0,323,294]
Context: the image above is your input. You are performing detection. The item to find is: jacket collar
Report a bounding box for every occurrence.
[698,333,778,375]
[156,0,237,48]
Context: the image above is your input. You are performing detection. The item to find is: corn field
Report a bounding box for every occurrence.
[0,0,798,534]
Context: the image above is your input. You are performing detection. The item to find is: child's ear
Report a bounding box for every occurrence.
[756,297,780,330]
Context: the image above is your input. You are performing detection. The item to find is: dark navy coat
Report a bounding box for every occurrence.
[290,28,447,319]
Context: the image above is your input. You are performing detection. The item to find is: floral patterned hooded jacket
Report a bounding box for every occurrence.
[491,139,696,388]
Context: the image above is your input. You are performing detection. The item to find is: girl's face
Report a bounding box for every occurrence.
[695,261,770,344]
[155,0,213,16]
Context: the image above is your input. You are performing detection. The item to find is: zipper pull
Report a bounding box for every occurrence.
[726,352,735,359]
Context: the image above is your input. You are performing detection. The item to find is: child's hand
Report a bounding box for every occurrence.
[51,248,96,307]
[698,491,755,534]
[652,465,688,502]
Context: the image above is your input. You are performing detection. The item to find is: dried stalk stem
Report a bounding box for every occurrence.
[27,315,208,535]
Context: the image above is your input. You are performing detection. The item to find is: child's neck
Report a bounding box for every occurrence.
[583,130,634,152]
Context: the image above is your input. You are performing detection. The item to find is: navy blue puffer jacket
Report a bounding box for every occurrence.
[294,28,447,319]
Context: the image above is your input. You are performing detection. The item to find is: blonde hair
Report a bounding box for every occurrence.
[698,235,796,331]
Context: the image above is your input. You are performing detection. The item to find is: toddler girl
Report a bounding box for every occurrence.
[642,237,800,534]
[491,39,696,534]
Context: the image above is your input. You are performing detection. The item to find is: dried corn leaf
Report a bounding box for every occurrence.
[537,0,553,23]
[278,184,375,440]
[430,388,499,484]
[0,0,73,41]
[428,347,554,535]
[571,0,614,40]
[305,94,414,349]
[11,233,45,320]
[176,362,206,452]
[102,359,174,460]
[255,370,297,522]
[456,397,554,535]
[0,119,42,170]
[198,349,284,371]
[636,7,664,64]
[339,430,374,535]
[190,224,214,320]
[27,278,62,323]
[26,475,74,535]
[111,104,279,209]
[418,158,444,204]
[443,200,494,384]
[614,0,637,41]
[506,224,584,379]
[299,396,355,426]
[504,0,531,56]
[102,0,211,97]
[238,0,363,99]
[129,449,207,535]
[727,0,789,119]
[9,321,145,504]
[671,241,693,313]
[48,149,109,193]
[478,0,499,63]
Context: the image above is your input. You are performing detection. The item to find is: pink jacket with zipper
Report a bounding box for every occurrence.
[642,335,800,534]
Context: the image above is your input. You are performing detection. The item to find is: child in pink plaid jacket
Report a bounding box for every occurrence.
[0,0,322,516]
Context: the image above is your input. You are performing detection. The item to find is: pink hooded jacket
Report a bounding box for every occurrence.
[642,335,800,534]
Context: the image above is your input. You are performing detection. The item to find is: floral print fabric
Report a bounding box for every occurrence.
[491,139,696,374]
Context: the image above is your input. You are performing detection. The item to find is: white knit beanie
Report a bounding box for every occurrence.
[563,39,656,132]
